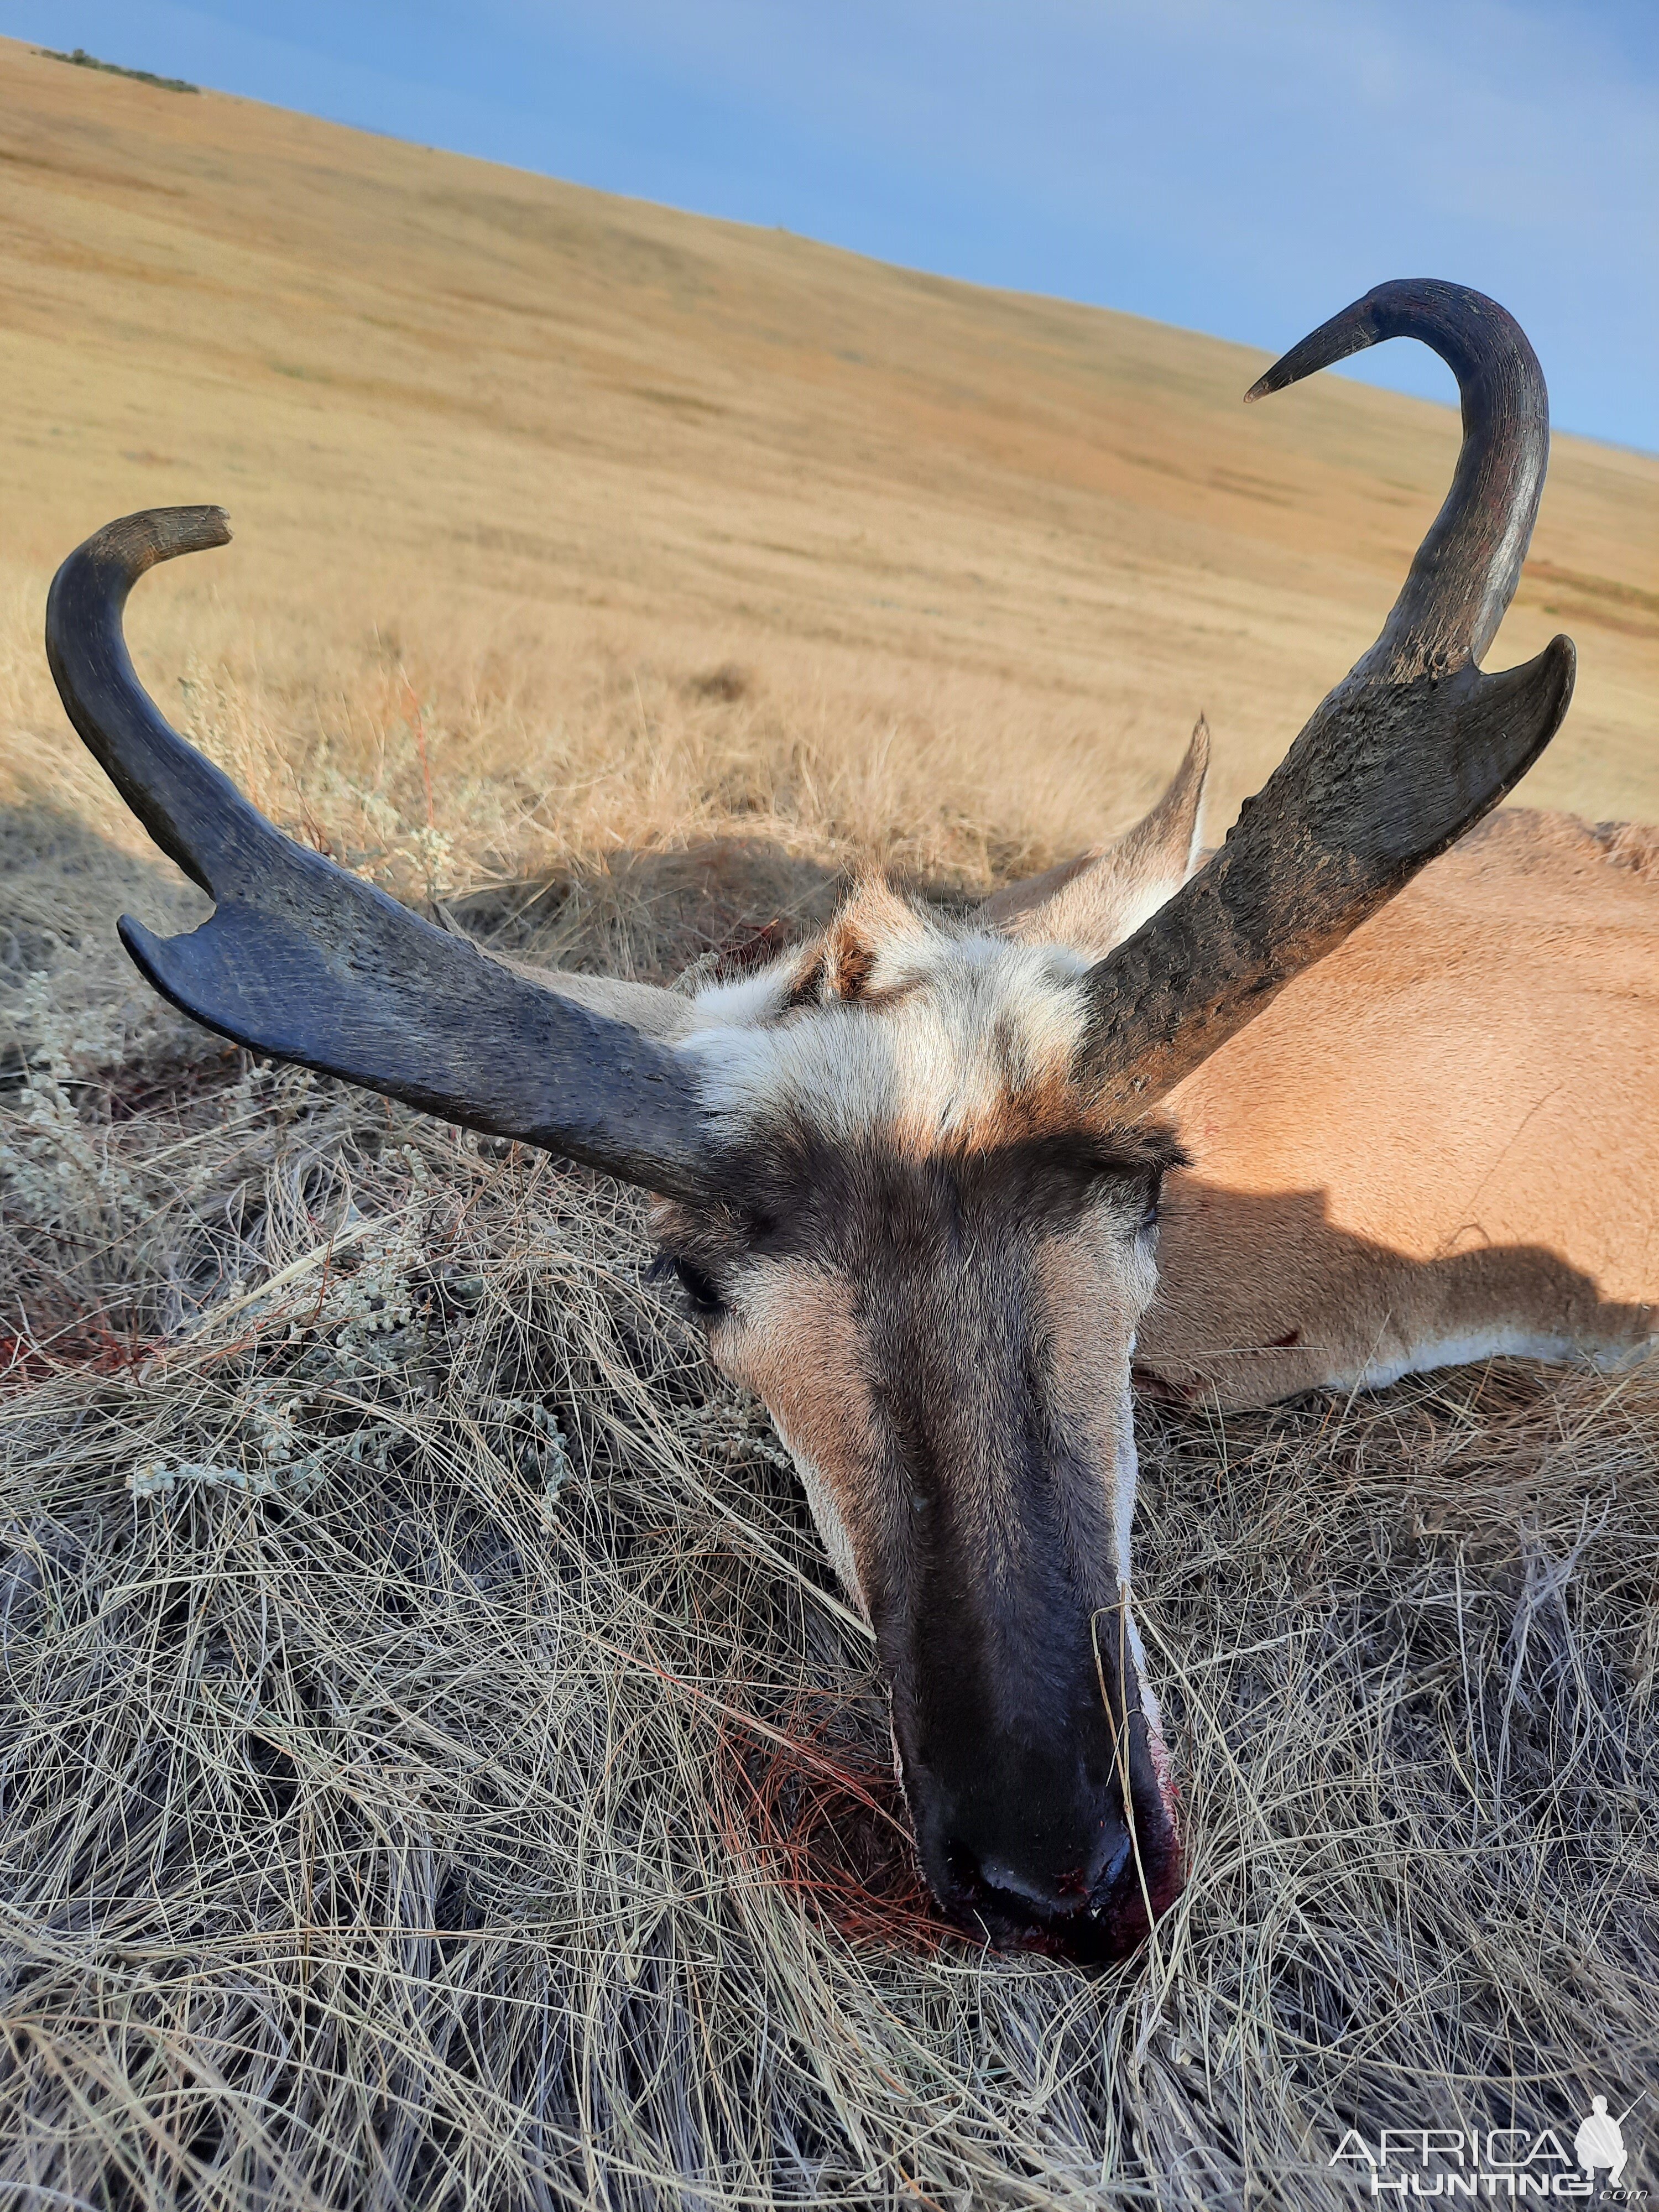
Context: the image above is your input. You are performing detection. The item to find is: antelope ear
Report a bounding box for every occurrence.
[982,720,1210,954]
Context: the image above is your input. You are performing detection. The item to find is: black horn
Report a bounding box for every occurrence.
[1073,279,1574,1111]
[45,507,713,1201]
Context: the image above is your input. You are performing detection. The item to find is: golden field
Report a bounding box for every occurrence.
[1,37,1656,2211]
[2,30,1656,931]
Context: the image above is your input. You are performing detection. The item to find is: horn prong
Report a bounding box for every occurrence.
[48,508,713,1200]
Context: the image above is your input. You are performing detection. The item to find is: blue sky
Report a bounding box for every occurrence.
[7,0,1654,450]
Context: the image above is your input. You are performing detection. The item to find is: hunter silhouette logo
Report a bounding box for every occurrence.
[1575,2099,1632,2191]
[1329,2099,1646,2198]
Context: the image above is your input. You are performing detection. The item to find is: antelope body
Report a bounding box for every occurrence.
[47,281,1652,1962]
[1149,805,1659,1408]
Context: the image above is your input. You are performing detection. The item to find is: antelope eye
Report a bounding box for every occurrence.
[1137,1192,1162,1235]
[653,1252,725,1318]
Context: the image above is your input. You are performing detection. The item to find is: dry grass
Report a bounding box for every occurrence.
[1,32,1657,2210]
[1,899,1655,2207]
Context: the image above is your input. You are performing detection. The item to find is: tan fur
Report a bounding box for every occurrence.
[639,766,1659,1940]
[1138,806,1659,1405]
[650,770,1658,1930]
[1031,1232,1154,1582]
[677,792,1659,1429]
[711,1262,885,1610]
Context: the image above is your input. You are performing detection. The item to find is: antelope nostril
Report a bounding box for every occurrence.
[1093,1826,1134,1896]
[920,1766,1183,1961]
[974,1856,1071,1912]
[954,1822,1135,1922]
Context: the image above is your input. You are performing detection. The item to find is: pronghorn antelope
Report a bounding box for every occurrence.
[48,280,1650,1963]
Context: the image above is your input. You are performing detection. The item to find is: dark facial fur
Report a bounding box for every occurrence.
[654,1121,1186,1958]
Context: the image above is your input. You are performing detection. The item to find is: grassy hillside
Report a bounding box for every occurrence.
[2,28,1655,919]
[1,38,1655,2211]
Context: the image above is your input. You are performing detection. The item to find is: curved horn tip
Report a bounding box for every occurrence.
[1243,353,1316,404]
[1243,320,1370,405]
[83,505,233,582]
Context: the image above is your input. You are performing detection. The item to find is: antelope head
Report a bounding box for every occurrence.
[47,281,1573,1961]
